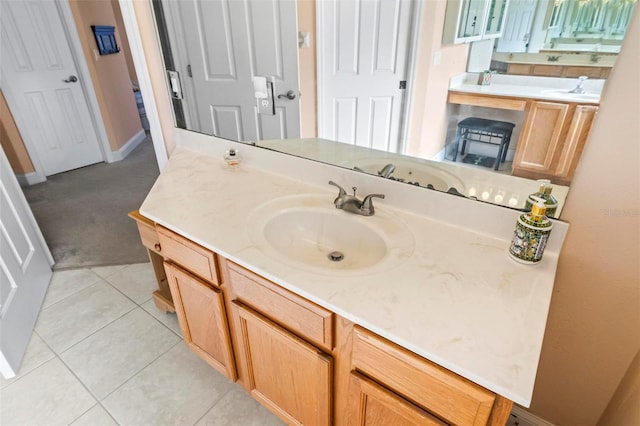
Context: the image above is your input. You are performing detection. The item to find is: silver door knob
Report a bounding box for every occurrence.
[63,75,78,83]
[277,90,296,100]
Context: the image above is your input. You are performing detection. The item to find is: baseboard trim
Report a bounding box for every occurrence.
[509,405,556,426]
[16,171,46,187]
[107,129,146,163]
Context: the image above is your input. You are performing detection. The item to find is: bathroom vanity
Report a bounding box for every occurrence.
[131,136,569,425]
[449,74,601,185]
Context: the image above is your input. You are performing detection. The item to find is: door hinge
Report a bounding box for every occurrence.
[187,64,192,78]
[399,80,407,89]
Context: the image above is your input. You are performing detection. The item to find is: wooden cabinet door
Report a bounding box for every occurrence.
[233,302,332,425]
[348,371,446,426]
[165,262,236,380]
[554,105,598,181]
[513,101,569,174]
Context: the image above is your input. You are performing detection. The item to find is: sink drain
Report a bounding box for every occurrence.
[328,251,344,262]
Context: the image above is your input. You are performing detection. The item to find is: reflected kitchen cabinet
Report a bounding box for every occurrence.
[443,0,510,44]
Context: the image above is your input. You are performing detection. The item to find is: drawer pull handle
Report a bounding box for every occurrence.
[154,243,162,252]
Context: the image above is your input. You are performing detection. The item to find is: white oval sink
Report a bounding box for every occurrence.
[349,158,466,192]
[540,89,600,101]
[247,195,415,275]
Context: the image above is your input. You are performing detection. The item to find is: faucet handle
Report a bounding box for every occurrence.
[328,180,347,197]
[361,194,385,215]
[578,75,589,82]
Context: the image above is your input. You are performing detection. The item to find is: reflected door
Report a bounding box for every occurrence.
[166,0,300,141]
[495,0,537,52]
[318,0,413,153]
[0,1,103,176]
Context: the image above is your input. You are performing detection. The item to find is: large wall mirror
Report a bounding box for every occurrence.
[151,0,637,218]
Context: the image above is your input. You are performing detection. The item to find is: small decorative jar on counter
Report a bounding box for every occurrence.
[477,70,494,86]
[223,148,242,169]
[509,196,553,264]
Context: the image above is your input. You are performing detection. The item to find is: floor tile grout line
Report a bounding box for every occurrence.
[0,349,59,392]
[34,330,102,411]
[97,340,184,411]
[55,330,181,423]
[43,262,153,313]
[42,308,180,424]
[1,334,101,426]
[0,331,56,391]
[191,386,235,426]
[96,401,121,426]
[40,272,106,312]
[51,304,138,357]
[99,267,157,308]
[38,267,153,355]
[139,301,182,338]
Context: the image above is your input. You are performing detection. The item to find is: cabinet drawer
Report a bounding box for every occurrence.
[227,262,333,350]
[157,226,219,285]
[351,326,496,426]
[128,210,161,254]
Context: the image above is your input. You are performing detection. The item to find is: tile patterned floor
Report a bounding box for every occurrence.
[0,263,283,426]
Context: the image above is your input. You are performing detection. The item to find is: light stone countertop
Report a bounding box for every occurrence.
[140,144,567,407]
[449,73,604,104]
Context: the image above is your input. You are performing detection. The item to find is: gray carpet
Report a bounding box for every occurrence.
[23,136,160,270]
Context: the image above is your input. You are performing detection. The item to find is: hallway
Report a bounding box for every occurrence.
[22,137,159,269]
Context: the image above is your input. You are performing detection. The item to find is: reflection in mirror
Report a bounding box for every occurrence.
[151,0,634,218]
[491,0,637,77]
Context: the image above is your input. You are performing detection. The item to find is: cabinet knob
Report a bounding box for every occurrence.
[154,243,162,252]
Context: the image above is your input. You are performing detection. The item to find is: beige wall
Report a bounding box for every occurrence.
[598,349,640,426]
[528,8,640,425]
[0,91,34,175]
[112,0,138,83]
[69,0,142,152]
[406,0,469,159]
[132,0,175,154]
[297,0,317,138]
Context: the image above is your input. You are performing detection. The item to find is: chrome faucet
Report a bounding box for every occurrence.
[377,163,396,178]
[589,53,600,63]
[569,76,589,94]
[328,181,385,216]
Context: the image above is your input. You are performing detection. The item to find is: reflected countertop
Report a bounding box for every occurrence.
[258,137,570,216]
[491,52,617,67]
[140,139,569,407]
[449,73,605,104]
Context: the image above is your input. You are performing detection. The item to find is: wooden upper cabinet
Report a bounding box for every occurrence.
[164,262,236,380]
[232,302,333,425]
[348,371,446,425]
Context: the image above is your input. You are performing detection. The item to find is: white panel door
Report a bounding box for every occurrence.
[0,1,103,176]
[495,0,537,52]
[169,0,300,142]
[0,146,53,379]
[318,0,413,153]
